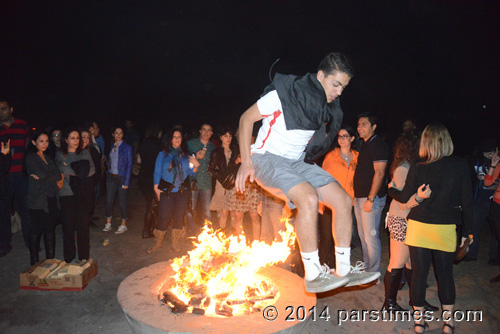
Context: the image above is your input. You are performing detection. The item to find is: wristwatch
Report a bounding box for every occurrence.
[367,197,375,203]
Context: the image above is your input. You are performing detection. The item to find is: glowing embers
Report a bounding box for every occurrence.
[158,220,295,317]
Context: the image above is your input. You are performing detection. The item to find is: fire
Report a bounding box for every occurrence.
[158,218,296,316]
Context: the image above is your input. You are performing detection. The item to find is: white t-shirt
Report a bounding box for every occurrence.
[251,90,314,160]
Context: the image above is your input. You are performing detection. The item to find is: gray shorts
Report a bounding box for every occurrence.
[252,152,336,208]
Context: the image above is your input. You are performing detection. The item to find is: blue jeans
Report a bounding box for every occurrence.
[105,175,128,220]
[354,196,386,273]
[0,173,31,249]
[186,189,212,235]
[157,191,189,231]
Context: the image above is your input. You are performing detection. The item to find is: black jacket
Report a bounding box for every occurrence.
[0,153,11,200]
[208,145,240,190]
[262,73,343,163]
[388,156,474,237]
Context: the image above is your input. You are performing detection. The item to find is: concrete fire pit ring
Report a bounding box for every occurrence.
[117,261,316,334]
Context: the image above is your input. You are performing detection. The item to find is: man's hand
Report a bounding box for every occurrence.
[195,148,207,160]
[363,199,373,212]
[235,161,255,192]
[189,156,200,168]
[1,140,10,155]
[122,185,129,189]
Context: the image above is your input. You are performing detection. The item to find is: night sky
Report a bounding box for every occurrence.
[1,1,499,155]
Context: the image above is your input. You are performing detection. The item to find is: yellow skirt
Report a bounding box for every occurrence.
[405,219,456,252]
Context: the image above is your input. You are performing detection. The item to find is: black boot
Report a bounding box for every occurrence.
[382,268,406,312]
[405,267,439,312]
[142,211,154,238]
[29,233,42,266]
[44,232,56,259]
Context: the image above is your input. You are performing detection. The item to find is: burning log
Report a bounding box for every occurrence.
[215,302,233,317]
[227,295,275,305]
[189,295,207,307]
[188,284,208,295]
[163,291,188,313]
[192,307,205,315]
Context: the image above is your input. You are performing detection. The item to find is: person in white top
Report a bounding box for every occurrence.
[235,52,380,293]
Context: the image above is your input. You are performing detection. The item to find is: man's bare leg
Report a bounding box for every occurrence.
[286,182,349,292]
[319,181,381,285]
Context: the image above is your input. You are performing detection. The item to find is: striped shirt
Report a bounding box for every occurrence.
[0,118,29,174]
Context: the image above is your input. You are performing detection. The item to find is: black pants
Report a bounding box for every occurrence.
[30,196,57,235]
[490,201,500,270]
[138,175,155,212]
[60,195,90,262]
[409,245,455,306]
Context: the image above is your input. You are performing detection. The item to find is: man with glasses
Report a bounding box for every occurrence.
[0,99,31,257]
[187,123,216,236]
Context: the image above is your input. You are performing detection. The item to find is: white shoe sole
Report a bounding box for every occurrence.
[345,271,381,287]
[305,276,349,293]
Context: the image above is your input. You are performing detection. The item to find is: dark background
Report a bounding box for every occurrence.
[1,0,499,155]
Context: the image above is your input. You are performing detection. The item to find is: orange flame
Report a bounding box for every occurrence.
[163,218,296,316]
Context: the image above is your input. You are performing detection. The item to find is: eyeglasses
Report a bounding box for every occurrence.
[338,135,351,140]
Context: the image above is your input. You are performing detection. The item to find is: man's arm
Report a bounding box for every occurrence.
[363,161,387,212]
[235,103,263,192]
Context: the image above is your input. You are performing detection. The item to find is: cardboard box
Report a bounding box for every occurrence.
[20,259,98,291]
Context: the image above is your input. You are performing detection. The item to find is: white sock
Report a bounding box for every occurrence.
[335,246,351,276]
[301,250,322,281]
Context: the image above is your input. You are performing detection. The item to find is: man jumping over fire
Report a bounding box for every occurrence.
[235,52,380,293]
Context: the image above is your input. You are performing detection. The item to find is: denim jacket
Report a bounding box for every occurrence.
[154,150,197,192]
[108,142,133,186]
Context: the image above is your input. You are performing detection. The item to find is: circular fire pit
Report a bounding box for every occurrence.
[117,261,316,334]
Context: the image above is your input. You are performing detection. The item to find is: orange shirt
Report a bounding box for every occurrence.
[322,148,358,199]
[485,164,500,204]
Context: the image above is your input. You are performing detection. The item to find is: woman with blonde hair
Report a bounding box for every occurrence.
[388,123,473,334]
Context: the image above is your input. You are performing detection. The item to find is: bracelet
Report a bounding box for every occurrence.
[415,195,424,203]
[367,197,375,203]
[491,165,497,168]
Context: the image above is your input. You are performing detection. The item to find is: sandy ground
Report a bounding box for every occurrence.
[0,178,499,334]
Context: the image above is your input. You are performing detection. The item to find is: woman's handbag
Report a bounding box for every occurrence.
[219,164,239,190]
[455,234,473,262]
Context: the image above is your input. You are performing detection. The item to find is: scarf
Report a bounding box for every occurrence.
[262,72,343,164]
[168,148,184,187]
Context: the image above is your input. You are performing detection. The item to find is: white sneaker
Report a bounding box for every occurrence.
[304,264,349,293]
[115,225,128,234]
[332,261,380,287]
[103,223,112,232]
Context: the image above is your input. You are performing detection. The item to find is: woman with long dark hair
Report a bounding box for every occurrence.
[388,123,473,333]
[25,131,62,265]
[103,126,133,234]
[148,128,199,253]
[383,131,436,313]
[56,129,95,263]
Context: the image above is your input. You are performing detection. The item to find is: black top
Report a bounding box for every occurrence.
[388,156,474,237]
[0,152,11,200]
[138,137,163,180]
[25,152,62,212]
[353,134,390,198]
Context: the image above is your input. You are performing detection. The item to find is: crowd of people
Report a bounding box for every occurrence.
[1,51,499,333]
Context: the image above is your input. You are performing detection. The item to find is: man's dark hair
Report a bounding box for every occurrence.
[0,100,11,108]
[318,52,354,78]
[82,120,94,131]
[357,112,379,127]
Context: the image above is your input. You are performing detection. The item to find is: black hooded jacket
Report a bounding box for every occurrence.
[261,73,343,164]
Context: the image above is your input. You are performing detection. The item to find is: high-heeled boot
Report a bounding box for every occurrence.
[147,229,167,254]
[29,233,42,265]
[44,232,56,259]
[405,267,439,312]
[142,211,154,238]
[382,268,406,312]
